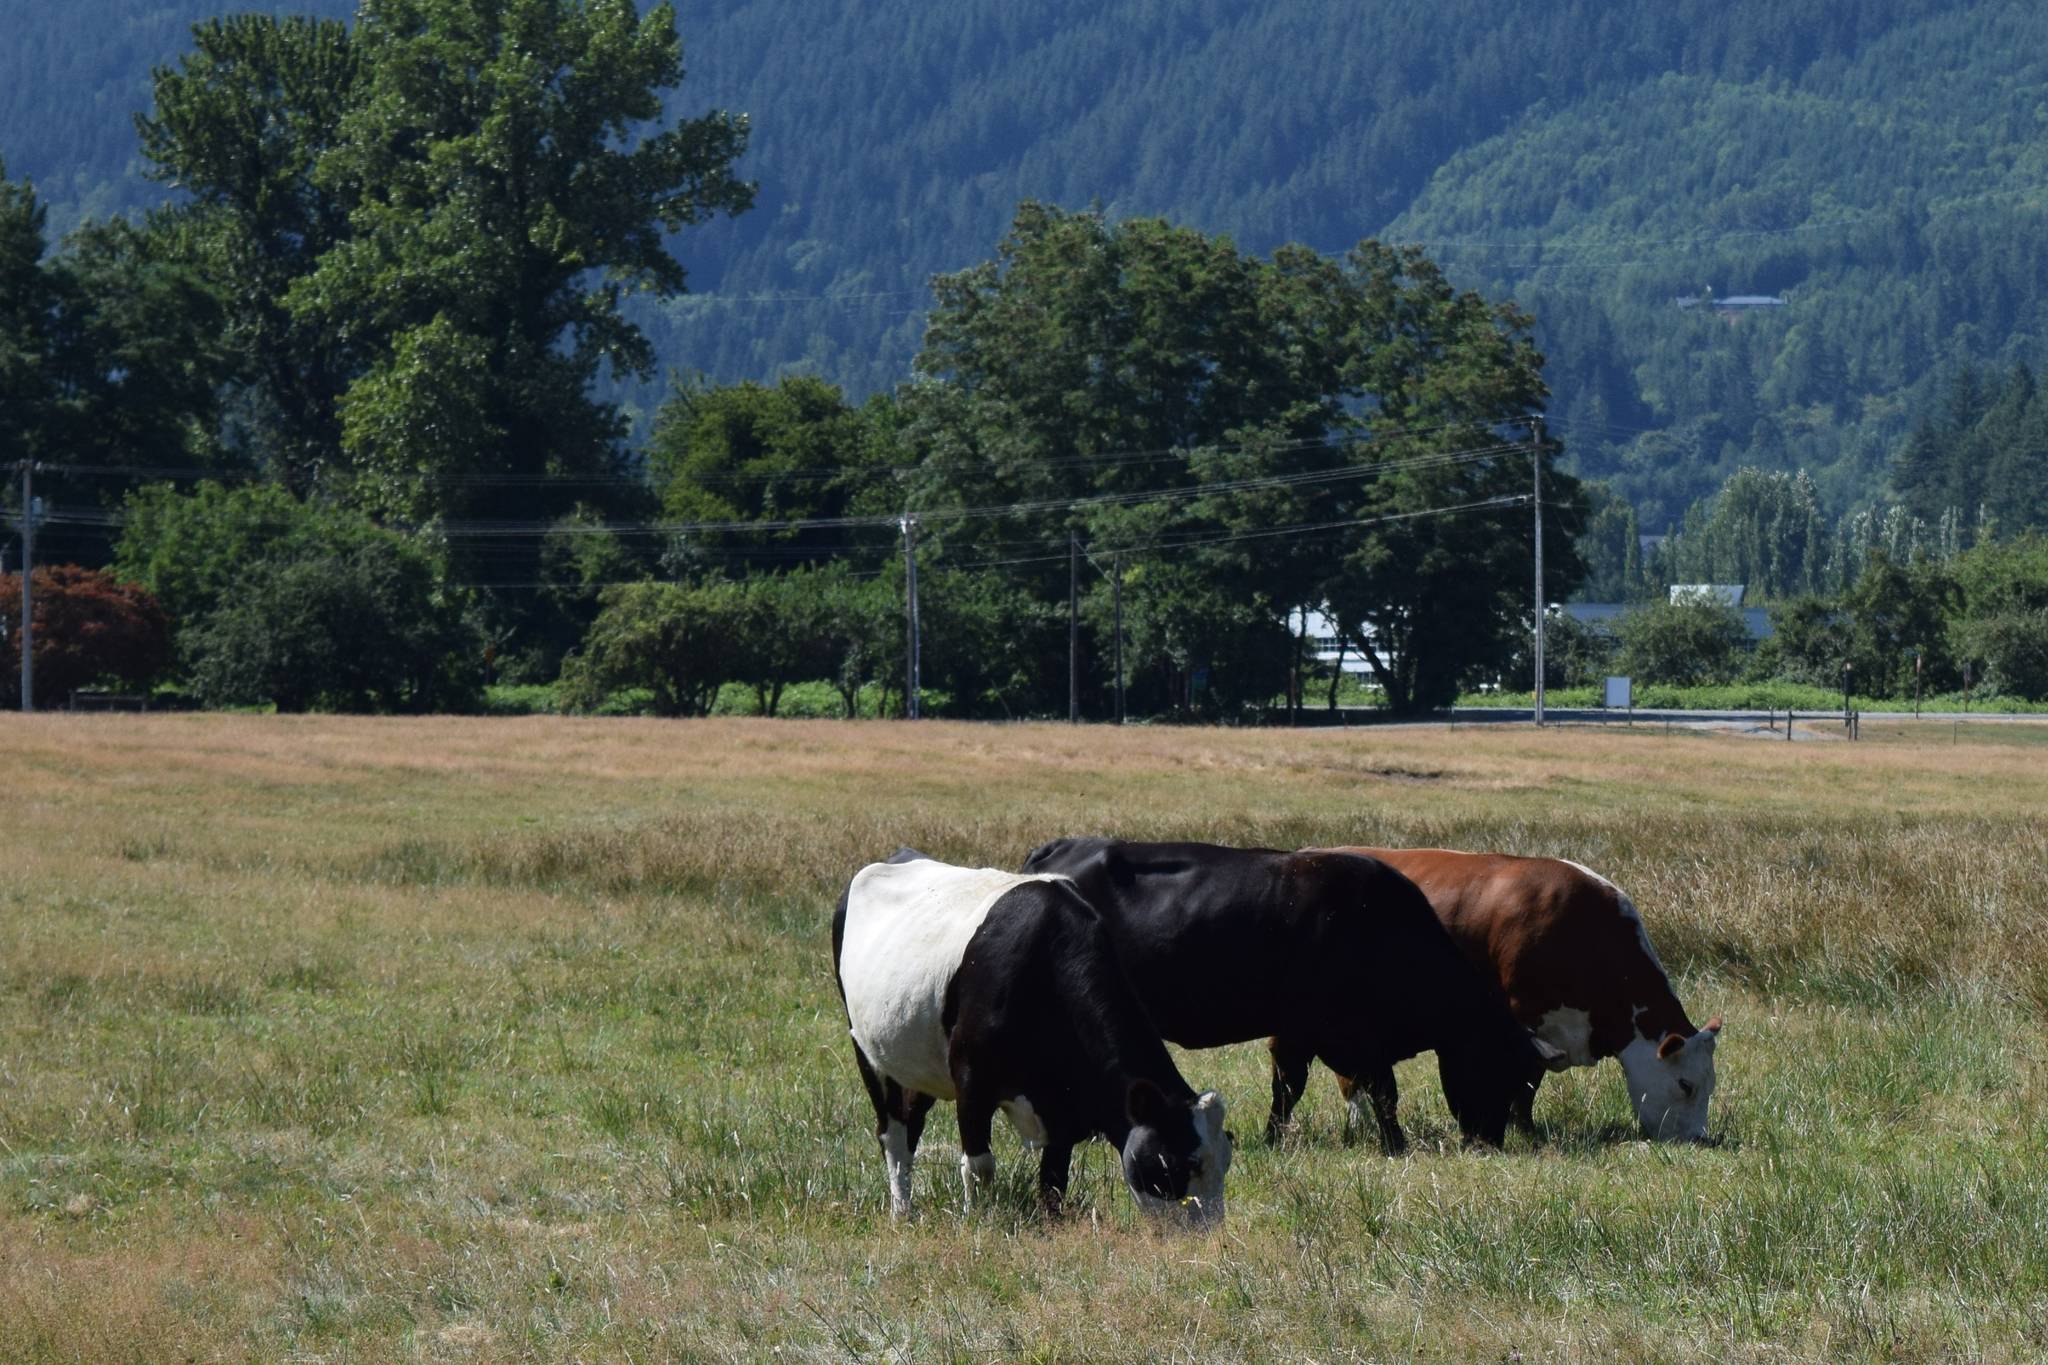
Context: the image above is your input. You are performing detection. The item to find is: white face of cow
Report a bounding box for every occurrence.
[1123,1088,1232,1228]
[1618,1017,1721,1140]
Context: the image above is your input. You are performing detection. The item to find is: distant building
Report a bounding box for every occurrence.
[1674,292,1789,311]
[1565,590,1773,643]
[1284,607,1379,679]
[1669,583,1745,607]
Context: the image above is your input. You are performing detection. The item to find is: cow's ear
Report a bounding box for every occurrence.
[1657,1031,1687,1061]
[1532,1035,1572,1072]
[1703,1016,1723,1034]
[1126,1079,1173,1129]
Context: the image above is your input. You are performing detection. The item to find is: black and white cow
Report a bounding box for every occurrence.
[1020,838,1565,1153]
[833,851,1232,1224]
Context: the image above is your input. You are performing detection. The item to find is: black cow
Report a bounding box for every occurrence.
[1019,838,1564,1152]
[833,850,1232,1223]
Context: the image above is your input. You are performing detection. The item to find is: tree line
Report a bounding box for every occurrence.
[9,0,2048,716]
[11,0,2048,546]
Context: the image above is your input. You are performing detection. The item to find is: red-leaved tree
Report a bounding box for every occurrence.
[0,566,172,707]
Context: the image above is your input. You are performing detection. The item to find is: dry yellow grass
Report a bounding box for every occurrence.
[2,713,2046,1361]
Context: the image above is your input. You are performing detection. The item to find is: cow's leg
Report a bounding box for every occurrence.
[1510,1074,1541,1135]
[954,1087,998,1212]
[1332,1057,1406,1156]
[853,1044,923,1219]
[1266,1035,1316,1144]
[1037,1142,1076,1217]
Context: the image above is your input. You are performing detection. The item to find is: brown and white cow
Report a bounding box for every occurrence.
[1321,847,1722,1141]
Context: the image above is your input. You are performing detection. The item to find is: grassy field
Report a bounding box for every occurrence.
[2,714,2045,1362]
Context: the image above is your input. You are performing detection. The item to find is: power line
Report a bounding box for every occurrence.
[35,412,1531,490]
[445,494,1529,588]
[31,431,1533,540]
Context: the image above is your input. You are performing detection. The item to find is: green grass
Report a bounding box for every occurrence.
[1,715,2045,1360]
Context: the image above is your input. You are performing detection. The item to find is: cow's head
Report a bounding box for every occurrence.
[1121,1083,1232,1228]
[1441,1030,1569,1147]
[1620,1016,1721,1140]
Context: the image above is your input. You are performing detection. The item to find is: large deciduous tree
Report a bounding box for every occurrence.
[305,0,754,531]
[2,161,230,562]
[647,376,889,573]
[905,206,1579,716]
[138,15,361,489]
[138,1,754,589]
[1317,244,1583,713]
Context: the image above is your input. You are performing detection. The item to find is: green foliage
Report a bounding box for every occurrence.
[1767,553,1960,696]
[1537,611,1617,689]
[911,567,1067,719]
[560,565,901,719]
[647,376,890,573]
[114,482,390,653]
[1892,364,2048,540]
[131,0,751,611]
[1836,553,1960,696]
[522,503,646,679]
[1655,468,1830,600]
[1574,483,1647,602]
[136,14,363,487]
[1947,532,2048,698]
[1,161,228,565]
[560,580,745,717]
[0,159,57,462]
[186,538,478,712]
[1951,533,2048,617]
[905,206,1579,716]
[1614,597,1752,687]
[20,0,2048,554]
[0,565,171,705]
[1951,612,2048,701]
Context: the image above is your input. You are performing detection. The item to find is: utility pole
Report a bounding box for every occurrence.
[900,514,921,720]
[17,460,32,714]
[1531,416,1545,727]
[1068,528,1079,724]
[1112,553,1125,726]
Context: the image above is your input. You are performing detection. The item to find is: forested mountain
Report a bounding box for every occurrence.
[8,0,2048,531]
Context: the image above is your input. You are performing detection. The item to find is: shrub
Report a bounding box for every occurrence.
[115,483,393,662]
[1614,598,1750,686]
[0,565,171,706]
[1952,610,2048,700]
[559,581,747,717]
[187,541,478,713]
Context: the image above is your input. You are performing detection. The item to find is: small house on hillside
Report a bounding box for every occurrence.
[1673,291,1789,312]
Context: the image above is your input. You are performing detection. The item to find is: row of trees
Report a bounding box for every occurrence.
[1579,466,1980,604]
[10,192,1580,717]
[1550,536,2048,700]
[15,0,2048,717]
[18,2,2048,553]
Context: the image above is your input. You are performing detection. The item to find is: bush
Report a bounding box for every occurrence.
[0,565,171,706]
[115,483,395,662]
[559,581,746,717]
[1614,598,1750,686]
[187,541,478,713]
[1952,610,2048,700]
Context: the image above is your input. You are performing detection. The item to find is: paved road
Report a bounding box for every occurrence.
[1276,706,2043,735]
[1441,712,2048,732]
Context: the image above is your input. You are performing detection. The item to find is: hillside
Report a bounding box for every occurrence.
[6,0,2046,528]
